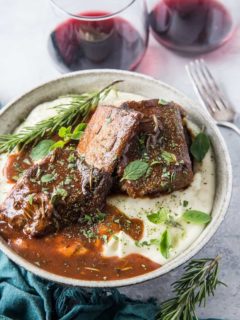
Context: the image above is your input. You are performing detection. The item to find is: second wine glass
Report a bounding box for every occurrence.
[149,0,234,54]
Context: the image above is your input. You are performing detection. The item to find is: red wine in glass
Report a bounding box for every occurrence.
[48,11,147,72]
[149,0,233,54]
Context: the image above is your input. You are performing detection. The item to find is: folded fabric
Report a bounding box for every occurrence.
[0,251,159,320]
[0,251,223,320]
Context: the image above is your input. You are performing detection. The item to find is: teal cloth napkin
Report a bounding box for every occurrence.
[0,251,158,320]
[0,251,222,320]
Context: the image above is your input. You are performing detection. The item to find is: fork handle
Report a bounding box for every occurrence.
[217,121,240,136]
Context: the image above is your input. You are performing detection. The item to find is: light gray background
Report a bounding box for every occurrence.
[0,1,239,319]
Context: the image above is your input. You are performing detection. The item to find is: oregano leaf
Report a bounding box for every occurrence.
[183,210,211,224]
[30,139,55,161]
[121,160,149,181]
[190,132,210,162]
[160,229,171,259]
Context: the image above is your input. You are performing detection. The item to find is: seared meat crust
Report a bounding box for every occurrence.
[0,149,112,236]
[118,100,193,198]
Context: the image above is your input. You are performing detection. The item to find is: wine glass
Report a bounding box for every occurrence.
[149,0,236,54]
[48,0,149,72]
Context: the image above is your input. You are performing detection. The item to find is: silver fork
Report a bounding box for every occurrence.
[186,59,240,136]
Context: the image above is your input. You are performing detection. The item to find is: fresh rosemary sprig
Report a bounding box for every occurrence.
[0,80,122,154]
[158,256,225,320]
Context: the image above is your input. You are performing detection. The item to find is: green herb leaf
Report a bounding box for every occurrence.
[147,207,169,224]
[30,139,55,161]
[84,214,92,222]
[52,123,87,149]
[56,188,68,199]
[145,166,153,177]
[160,229,171,259]
[161,151,177,164]
[190,132,210,162]
[183,200,189,207]
[105,117,112,124]
[102,234,108,244]
[150,238,160,246]
[165,218,183,230]
[64,177,72,185]
[28,194,34,205]
[58,126,72,139]
[71,123,87,140]
[41,173,56,183]
[68,153,76,163]
[95,210,106,222]
[158,99,169,105]
[50,140,66,151]
[121,160,149,181]
[51,188,68,203]
[182,210,211,224]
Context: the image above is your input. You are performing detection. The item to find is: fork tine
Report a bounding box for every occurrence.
[198,59,224,110]
[194,59,223,112]
[186,62,217,113]
[199,59,232,111]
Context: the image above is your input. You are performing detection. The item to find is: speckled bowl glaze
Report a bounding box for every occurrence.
[0,70,232,287]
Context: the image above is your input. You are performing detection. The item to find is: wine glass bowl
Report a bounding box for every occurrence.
[48,0,149,72]
[149,0,235,54]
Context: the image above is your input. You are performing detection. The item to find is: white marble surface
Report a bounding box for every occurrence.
[0,0,240,318]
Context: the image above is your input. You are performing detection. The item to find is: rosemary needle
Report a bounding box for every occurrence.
[0,80,123,154]
[158,256,225,320]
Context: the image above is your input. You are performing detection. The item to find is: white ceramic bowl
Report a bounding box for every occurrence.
[0,70,232,287]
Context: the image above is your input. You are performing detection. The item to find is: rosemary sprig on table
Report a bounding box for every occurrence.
[158,256,225,320]
[0,80,122,154]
